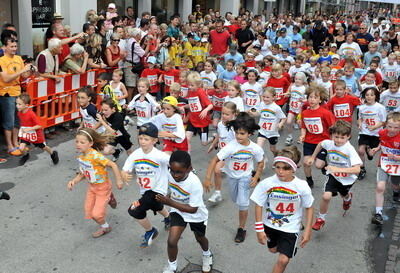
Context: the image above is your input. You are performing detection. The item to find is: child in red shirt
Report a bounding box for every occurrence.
[141,56,163,100]
[207,79,228,128]
[16,94,59,166]
[186,72,213,150]
[301,84,336,188]
[326,79,361,123]
[265,63,290,107]
[159,59,180,95]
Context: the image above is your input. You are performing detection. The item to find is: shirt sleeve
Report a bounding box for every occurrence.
[135,42,145,58]
[171,114,186,141]
[122,152,136,172]
[109,113,124,131]
[93,152,109,167]
[250,180,268,207]
[254,145,264,163]
[188,180,204,208]
[349,145,363,166]
[300,184,314,208]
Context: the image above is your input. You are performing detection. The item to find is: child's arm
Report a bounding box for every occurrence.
[199,103,213,119]
[368,121,384,131]
[155,194,198,213]
[300,207,314,248]
[278,117,287,130]
[298,128,306,143]
[326,164,361,175]
[284,85,292,97]
[67,173,85,190]
[329,85,334,99]
[204,156,220,192]
[106,161,123,189]
[22,124,42,132]
[207,135,219,153]
[255,204,268,245]
[305,142,323,166]
[250,161,264,187]
[96,113,116,134]
[118,83,128,100]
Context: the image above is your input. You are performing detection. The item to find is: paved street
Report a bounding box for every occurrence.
[0,123,382,273]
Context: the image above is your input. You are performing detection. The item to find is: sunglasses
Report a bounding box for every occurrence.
[112,39,120,42]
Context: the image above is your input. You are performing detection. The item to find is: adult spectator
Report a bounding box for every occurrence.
[334,27,346,49]
[105,3,118,30]
[0,36,33,155]
[290,25,302,42]
[60,43,88,74]
[356,23,374,53]
[223,44,244,64]
[87,34,107,69]
[36,38,62,81]
[266,23,278,45]
[96,19,108,52]
[105,33,125,67]
[50,23,85,63]
[124,27,148,100]
[167,15,180,39]
[0,29,17,57]
[309,20,330,53]
[248,32,271,57]
[139,18,150,39]
[126,6,135,26]
[135,11,150,28]
[224,12,232,26]
[369,19,380,36]
[209,19,231,56]
[192,4,203,19]
[388,26,400,50]
[378,34,392,53]
[236,20,254,54]
[144,24,160,56]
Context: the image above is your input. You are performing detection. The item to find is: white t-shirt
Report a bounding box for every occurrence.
[128,93,159,126]
[358,103,387,136]
[252,39,272,56]
[110,81,126,105]
[225,96,245,112]
[217,139,264,179]
[288,85,306,114]
[257,102,286,138]
[288,65,307,77]
[316,79,332,96]
[217,121,235,149]
[380,89,400,113]
[250,174,314,233]
[321,140,362,185]
[241,81,263,111]
[258,71,271,86]
[200,71,217,88]
[122,147,170,195]
[381,63,400,82]
[150,113,186,143]
[168,172,208,223]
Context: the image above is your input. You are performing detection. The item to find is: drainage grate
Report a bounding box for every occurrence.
[179,262,222,273]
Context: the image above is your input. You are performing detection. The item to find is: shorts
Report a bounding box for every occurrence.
[169,212,207,237]
[227,175,251,210]
[257,133,278,145]
[127,190,164,220]
[84,181,112,222]
[264,225,298,258]
[110,135,133,151]
[358,134,380,148]
[20,140,46,149]
[0,96,19,130]
[377,167,400,185]
[303,142,327,161]
[186,122,209,142]
[163,138,189,152]
[212,110,221,120]
[123,62,138,87]
[324,174,353,197]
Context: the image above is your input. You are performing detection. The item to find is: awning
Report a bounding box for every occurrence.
[358,0,400,3]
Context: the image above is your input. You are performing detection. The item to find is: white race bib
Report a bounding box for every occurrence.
[180,87,188,98]
[333,103,351,118]
[269,197,299,217]
[381,156,400,176]
[79,160,97,183]
[147,75,158,86]
[260,117,277,132]
[165,75,174,86]
[18,127,38,142]
[275,88,284,99]
[303,117,323,134]
[188,96,202,112]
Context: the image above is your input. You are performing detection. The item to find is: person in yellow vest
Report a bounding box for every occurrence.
[0,36,35,155]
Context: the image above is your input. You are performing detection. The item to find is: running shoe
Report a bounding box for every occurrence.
[358,168,366,180]
[108,192,117,209]
[371,213,383,225]
[208,191,222,203]
[285,136,293,145]
[163,216,171,231]
[140,227,159,248]
[294,123,299,130]
[312,218,325,231]
[19,153,30,166]
[306,177,314,189]
[51,151,59,165]
[92,226,112,238]
[162,267,176,273]
[234,228,246,243]
[202,252,213,273]
[8,148,22,156]
[112,148,122,162]
[343,193,353,210]
[0,191,10,200]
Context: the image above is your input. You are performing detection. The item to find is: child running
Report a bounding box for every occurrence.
[67,128,123,238]
[16,94,59,166]
[326,80,360,123]
[251,146,314,273]
[307,120,362,230]
[225,80,245,112]
[122,122,171,247]
[241,70,263,111]
[77,86,104,133]
[204,112,264,243]
[110,69,128,108]
[156,151,212,273]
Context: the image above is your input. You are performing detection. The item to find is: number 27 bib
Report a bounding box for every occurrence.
[381,156,400,176]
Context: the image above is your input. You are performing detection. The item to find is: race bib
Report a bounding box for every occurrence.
[188,96,202,112]
[180,87,188,98]
[165,75,174,86]
[275,88,284,100]
[245,97,258,106]
[304,117,323,134]
[260,117,277,132]
[136,175,154,189]
[83,120,94,128]
[19,127,38,142]
[289,99,302,113]
[147,75,158,86]
[229,161,248,172]
[381,156,400,176]
[385,97,400,110]
[213,96,225,108]
[219,141,226,149]
[333,103,351,118]
[78,160,96,183]
[269,198,299,217]
[385,70,396,79]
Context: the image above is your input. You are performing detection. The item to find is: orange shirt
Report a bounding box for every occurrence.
[78,148,110,184]
[0,54,24,96]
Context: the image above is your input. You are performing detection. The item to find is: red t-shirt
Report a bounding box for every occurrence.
[162,69,180,93]
[326,94,361,123]
[207,89,228,111]
[17,109,45,144]
[266,76,290,105]
[209,30,231,56]
[141,68,162,93]
[263,66,271,72]
[360,71,383,86]
[378,129,400,169]
[301,106,335,144]
[245,60,256,69]
[226,24,240,35]
[187,88,212,128]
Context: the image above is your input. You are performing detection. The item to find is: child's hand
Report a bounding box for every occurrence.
[326,165,339,173]
[121,171,132,184]
[207,144,214,154]
[257,231,268,245]
[300,231,311,248]
[203,179,212,193]
[67,180,75,191]
[298,135,305,143]
[250,177,258,188]
[305,158,314,166]
[22,127,31,133]
[155,194,170,205]
[370,147,379,156]
[116,179,124,190]
[199,109,208,119]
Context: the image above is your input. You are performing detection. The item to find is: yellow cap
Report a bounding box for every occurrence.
[162,96,178,107]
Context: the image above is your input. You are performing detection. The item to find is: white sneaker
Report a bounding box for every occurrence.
[285,136,293,145]
[162,267,176,273]
[202,253,213,272]
[208,191,222,203]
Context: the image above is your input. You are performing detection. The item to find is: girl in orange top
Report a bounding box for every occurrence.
[67,128,123,238]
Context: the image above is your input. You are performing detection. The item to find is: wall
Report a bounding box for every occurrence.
[59,0,97,33]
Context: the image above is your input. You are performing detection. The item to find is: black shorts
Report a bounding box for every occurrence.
[170,212,207,237]
[20,140,46,149]
[186,122,209,139]
[127,190,164,220]
[257,133,278,145]
[110,135,133,151]
[324,174,353,197]
[303,142,327,161]
[358,134,380,148]
[264,225,298,258]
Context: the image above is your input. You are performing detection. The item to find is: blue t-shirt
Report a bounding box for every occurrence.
[224,52,244,64]
[318,55,332,64]
[218,69,237,82]
[363,52,381,67]
[276,36,292,50]
[290,33,302,42]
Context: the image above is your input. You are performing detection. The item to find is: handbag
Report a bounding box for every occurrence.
[130,41,144,74]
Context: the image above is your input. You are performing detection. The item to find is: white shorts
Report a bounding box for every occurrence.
[227,175,251,210]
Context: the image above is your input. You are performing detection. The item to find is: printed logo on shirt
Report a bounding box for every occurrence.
[261,109,276,116]
[245,89,258,96]
[232,150,253,161]
[169,182,190,203]
[134,159,160,168]
[266,186,300,227]
[162,123,177,131]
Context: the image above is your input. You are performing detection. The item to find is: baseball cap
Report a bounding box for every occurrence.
[373,19,379,24]
[330,43,337,48]
[279,28,287,33]
[147,56,157,64]
[162,96,178,107]
[253,44,262,49]
[108,3,116,9]
[332,54,340,60]
[201,37,208,42]
[138,123,158,138]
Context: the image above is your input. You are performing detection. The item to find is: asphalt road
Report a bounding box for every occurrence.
[0,122,379,273]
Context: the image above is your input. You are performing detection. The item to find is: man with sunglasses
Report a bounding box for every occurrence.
[356,23,374,53]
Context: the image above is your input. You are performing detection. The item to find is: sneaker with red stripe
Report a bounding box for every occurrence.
[343,193,353,211]
[312,218,325,231]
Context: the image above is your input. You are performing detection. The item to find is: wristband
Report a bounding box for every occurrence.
[255,221,264,233]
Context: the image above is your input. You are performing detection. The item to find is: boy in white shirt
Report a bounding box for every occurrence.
[156,151,212,273]
[122,123,171,248]
[380,80,400,113]
[306,121,362,230]
[251,146,314,273]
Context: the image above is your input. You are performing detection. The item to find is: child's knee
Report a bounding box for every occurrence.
[322,192,332,201]
[167,237,178,249]
[277,254,290,266]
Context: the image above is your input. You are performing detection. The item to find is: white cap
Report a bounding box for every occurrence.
[201,37,208,42]
[332,54,340,60]
[108,3,116,9]
[373,19,379,24]
[147,56,157,64]
[327,20,332,25]
[330,43,337,48]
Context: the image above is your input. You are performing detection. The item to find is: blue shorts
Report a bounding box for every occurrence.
[303,142,327,161]
[227,175,251,210]
[0,96,19,130]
